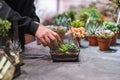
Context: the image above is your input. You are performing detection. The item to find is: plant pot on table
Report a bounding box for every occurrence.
[97,38,112,51]
[111,32,119,46]
[88,36,98,46]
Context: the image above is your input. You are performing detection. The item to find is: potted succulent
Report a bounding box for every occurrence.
[85,16,102,46]
[86,23,100,46]
[95,28,114,51]
[70,20,86,47]
[102,22,119,45]
[50,42,79,62]
[0,18,11,49]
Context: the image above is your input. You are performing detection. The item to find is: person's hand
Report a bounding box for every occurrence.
[35,24,61,48]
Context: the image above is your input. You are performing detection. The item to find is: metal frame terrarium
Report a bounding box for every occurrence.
[50,39,80,62]
[48,13,87,62]
[48,25,80,62]
[50,40,80,62]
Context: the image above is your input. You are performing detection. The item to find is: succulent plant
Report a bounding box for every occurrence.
[0,18,11,37]
[59,44,69,54]
[76,8,102,26]
[86,23,100,36]
[102,22,119,32]
[67,10,76,21]
[53,13,71,30]
[95,28,114,39]
[67,43,77,51]
[70,27,86,38]
[58,43,77,54]
[70,20,84,28]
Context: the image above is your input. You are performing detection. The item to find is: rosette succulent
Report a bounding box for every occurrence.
[95,28,114,39]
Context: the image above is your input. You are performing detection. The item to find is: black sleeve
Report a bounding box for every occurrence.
[7,9,39,36]
[30,5,40,22]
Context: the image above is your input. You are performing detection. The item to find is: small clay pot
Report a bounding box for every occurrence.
[97,38,112,51]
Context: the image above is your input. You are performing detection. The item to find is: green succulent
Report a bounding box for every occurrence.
[59,44,69,54]
[54,13,71,28]
[67,10,76,21]
[58,43,77,54]
[70,20,84,28]
[76,8,102,26]
[102,22,119,32]
[67,43,77,51]
[86,23,100,36]
[95,28,114,39]
[0,18,11,37]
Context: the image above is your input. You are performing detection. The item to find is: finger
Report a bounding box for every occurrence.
[48,32,60,46]
[39,38,47,46]
[44,35,51,45]
[44,32,56,47]
[51,31,61,42]
[48,32,56,41]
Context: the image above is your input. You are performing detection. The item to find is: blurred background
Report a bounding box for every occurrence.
[34,0,115,23]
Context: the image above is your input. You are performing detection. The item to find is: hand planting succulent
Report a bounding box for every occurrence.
[46,25,66,43]
[50,42,79,62]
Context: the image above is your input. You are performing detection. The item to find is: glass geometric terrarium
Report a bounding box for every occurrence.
[47,25,80,62]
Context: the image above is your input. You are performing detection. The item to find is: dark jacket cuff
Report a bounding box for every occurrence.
[29,21,39,35]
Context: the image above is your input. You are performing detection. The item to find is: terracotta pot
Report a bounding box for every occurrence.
[103,16,110,22]
[88,36,98,46]
[97,38,112,51]
[111,32,118,46]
